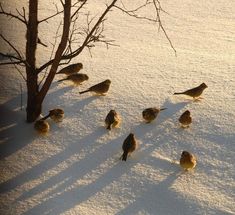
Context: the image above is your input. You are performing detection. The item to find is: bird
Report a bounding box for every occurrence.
[121,133,137,161]
[79,79,111,95]
[174,83,208,99]
[57,73,89,85]
[105,110,121,130]
[142,107,167,123]
[42,108,65,123]
[179,110,192,128]
[56,63,83,75]
[180,151,197,170]
[34,119,50,134]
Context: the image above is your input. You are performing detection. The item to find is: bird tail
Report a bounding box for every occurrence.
[160,108,167,111]
[79,89,90,94]
[41,114,50,120]
[57,78,67,82]
[174,92,184,95]
[121,151,128,161]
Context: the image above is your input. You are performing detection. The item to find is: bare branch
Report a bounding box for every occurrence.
[38,0,85,24]
[0,3,27,25]
[38,3,63,23]
[114,5,156,22]
[37,0,119,73]
[65,0,118,58]
[10,58,27,81]
[38,21,62,86]
[115,0,176,55]
[71,0,87,20]
[0,52,24,65]
[0,34,26,65]
[152,0,176,55]
[16,7,28,24]
[38,0,71,102]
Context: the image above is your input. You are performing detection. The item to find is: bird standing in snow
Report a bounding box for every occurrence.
[174,83,208,99]
[105,110,121,130]
[57,73,89,86]
[142,107,167,123]
[42,108,65,123]
[56,63,83,75]
[180,151,197,170]
[79,79,111,95]
[34,120,50,134]
[121,133,137,161]
[179,110,192,128]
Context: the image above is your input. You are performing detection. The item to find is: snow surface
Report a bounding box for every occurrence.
[0,0,235,214]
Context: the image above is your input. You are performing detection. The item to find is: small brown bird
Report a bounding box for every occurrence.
[34,120,50,134]
[179,110,192,128]
[121,133,137,161]
[174,83,208,99]
[56,63,83,75]
[142,107,167,123]
[105,110,121,130]
[57,73,89,85]
[42,108,65,123]
[180,151,197,170]
[79,79,111,95]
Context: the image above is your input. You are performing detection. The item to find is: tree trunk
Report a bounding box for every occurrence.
[26,72,41,122]
[26,0,39,122]
[25,0,71,122]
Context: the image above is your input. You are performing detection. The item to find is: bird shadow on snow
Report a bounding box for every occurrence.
[7,97,190,214]
[160,97,190,123]
[131,97,189,139]
[45,81,107,114]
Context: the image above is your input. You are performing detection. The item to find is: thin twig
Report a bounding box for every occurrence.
[0,34,24,60]
[71,0,87,20]
[38,21,62,84]
[16,7,28,24]
[37,0,119,73]
[152,0,176,55]
[0,3,27,25]
[10,58,27,81]
[0,52,25,65]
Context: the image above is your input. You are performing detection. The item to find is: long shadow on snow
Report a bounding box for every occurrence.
[0,85,95,193]
[21,133,135,215]
[21,119,183,215]
[0,85,74,160]
[0,95,34,160]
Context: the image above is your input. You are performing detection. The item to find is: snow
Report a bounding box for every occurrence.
[0,0,235,214]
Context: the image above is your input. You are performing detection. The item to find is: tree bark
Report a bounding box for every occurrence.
[25,0,71,122]
[26,0,39,122]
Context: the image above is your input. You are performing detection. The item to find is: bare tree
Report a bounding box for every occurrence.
[0,0,175,122]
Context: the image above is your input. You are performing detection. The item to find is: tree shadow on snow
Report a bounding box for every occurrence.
[0,95,35,160]
[0,84,76,160]
[0,83,99,193]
